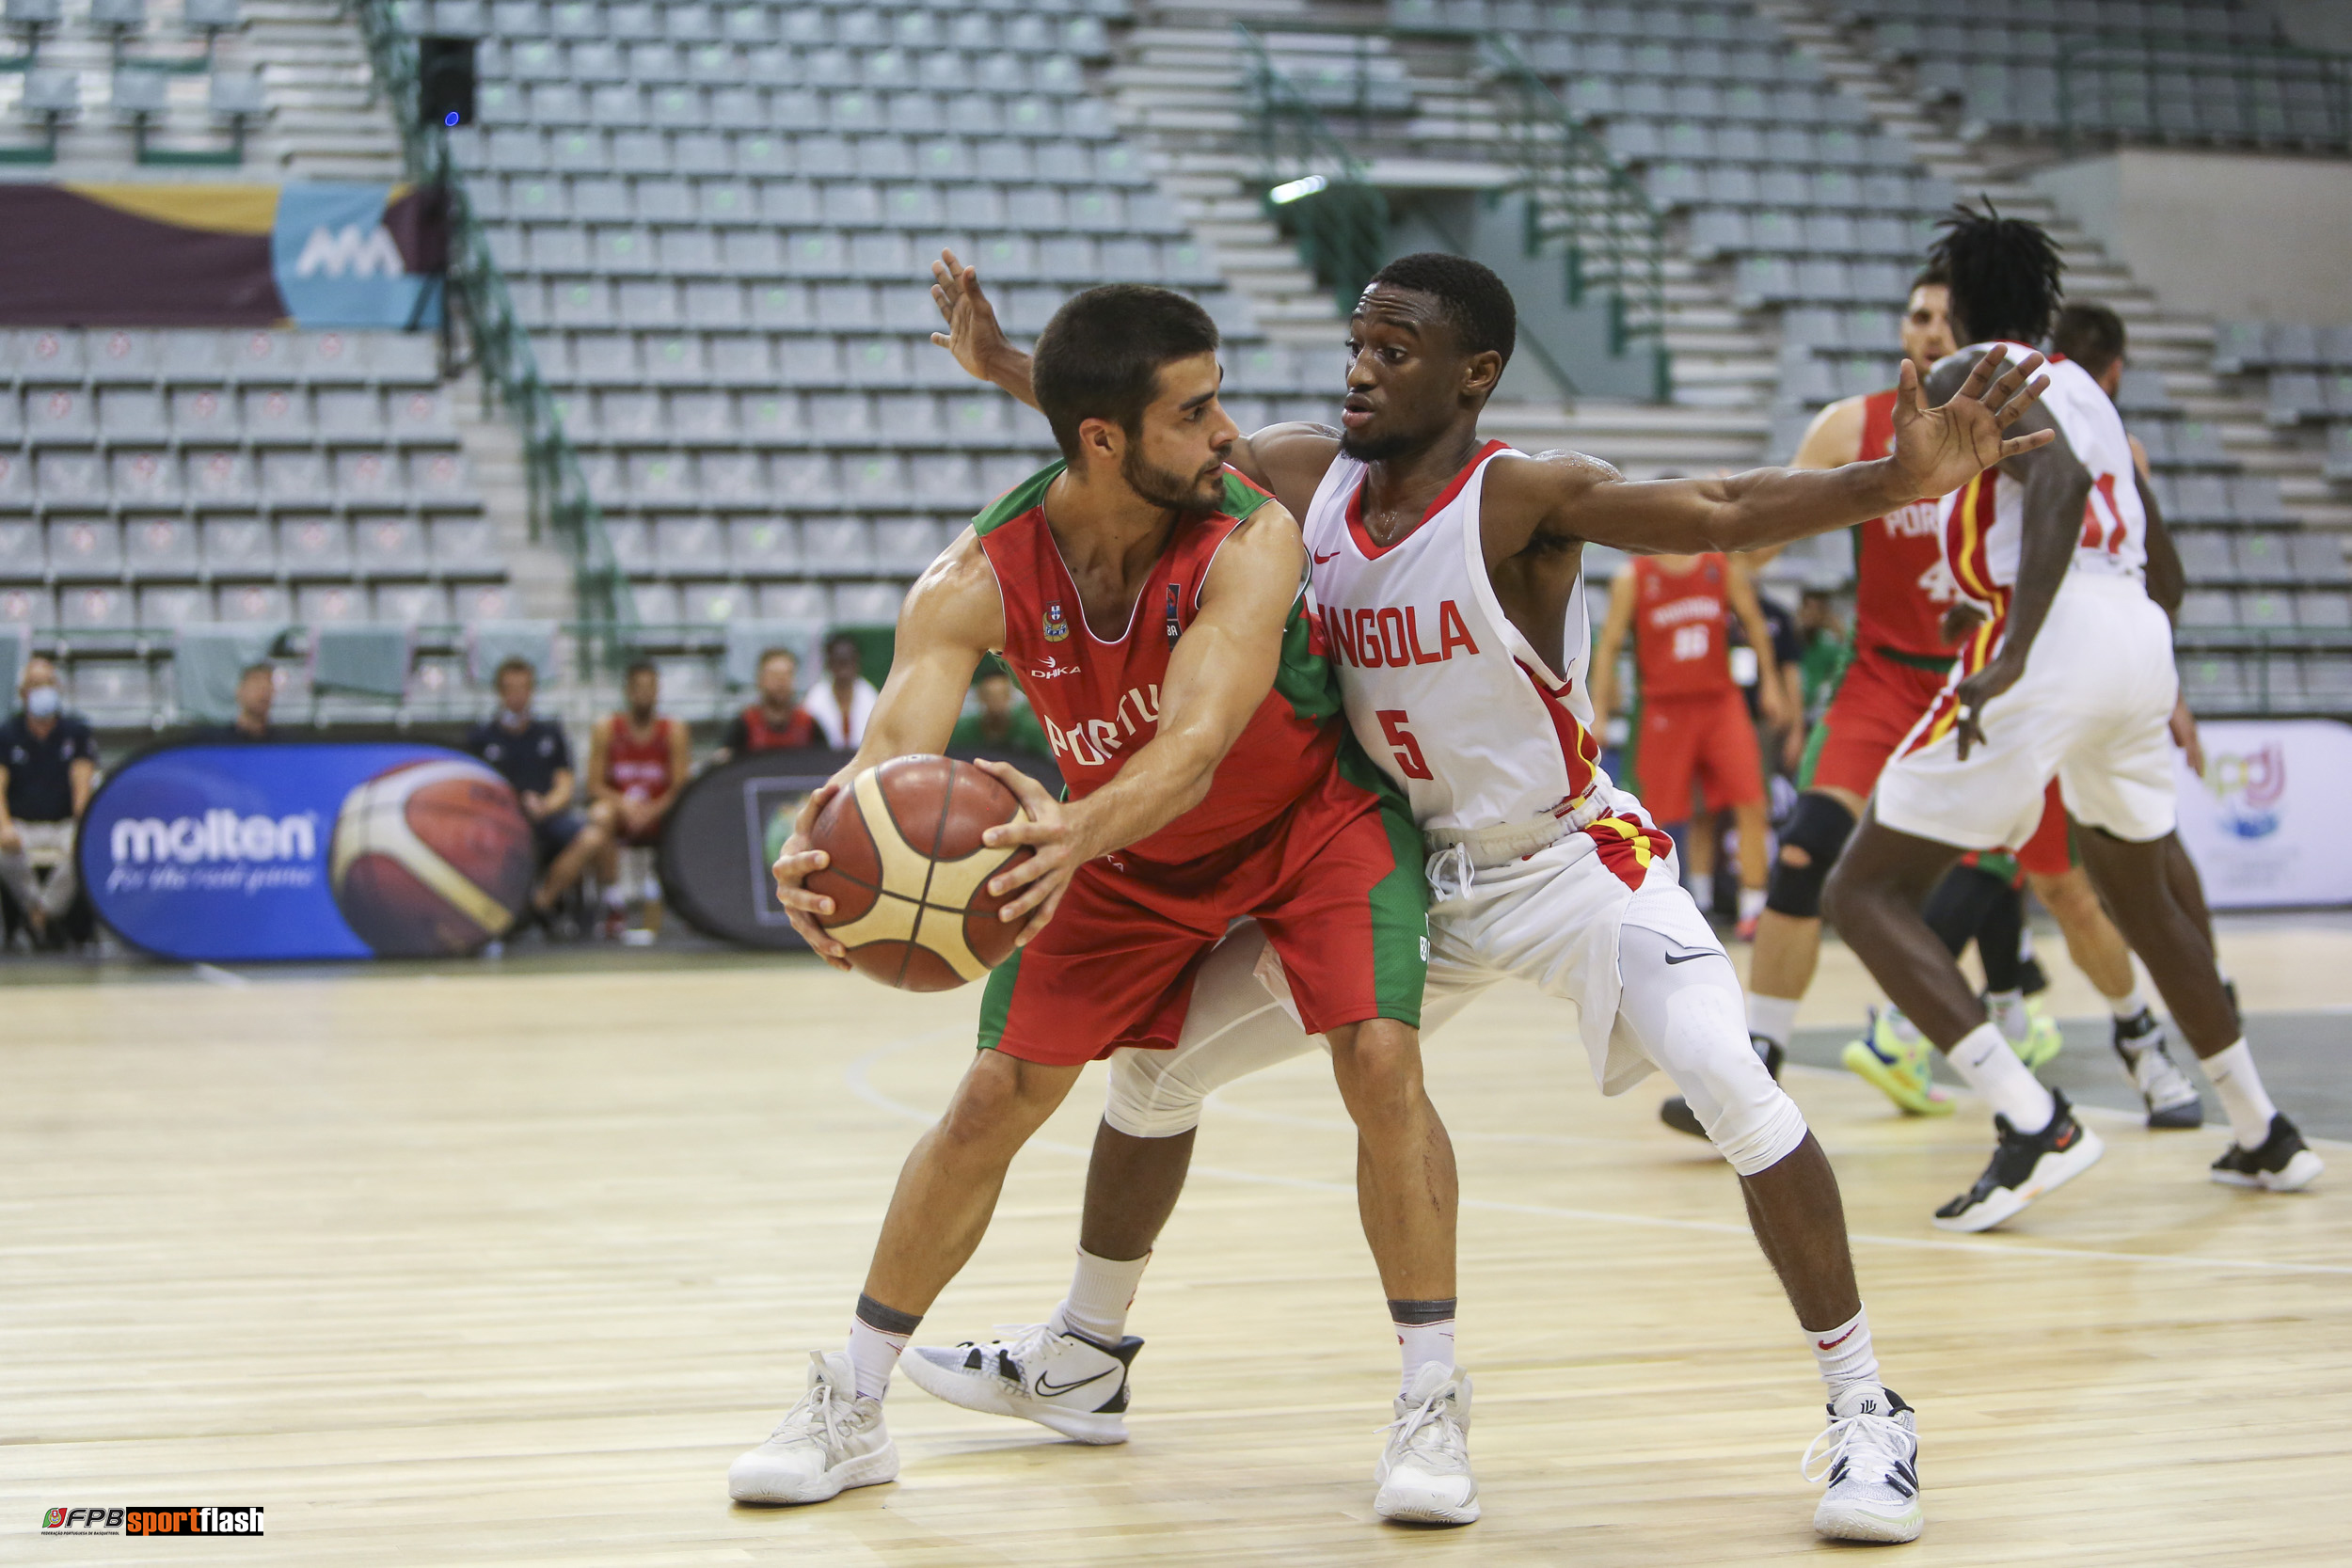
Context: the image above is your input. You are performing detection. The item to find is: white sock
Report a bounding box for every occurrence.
[1748,992,1800,1052]
[1808,1305,1881,1399]
[2202,1038,2278,1150]
[847,1321,909,1401]
[1987,988,2030,1045]
[1948,1022,2057,1132]
[1051,1245,1151,1345]
[1390,1298,1456,1395]
[1738,887,1766,923]
[848,1294,921,1401]
[2106,981,2150,1022]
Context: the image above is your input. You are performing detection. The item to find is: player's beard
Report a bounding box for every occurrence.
[1123,448,1223,517]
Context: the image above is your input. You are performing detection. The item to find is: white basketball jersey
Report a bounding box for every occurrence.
[1301,440,1629,833]
[1936,343,2148,619]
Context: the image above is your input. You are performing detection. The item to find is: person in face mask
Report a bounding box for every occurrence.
[0,657,99,949]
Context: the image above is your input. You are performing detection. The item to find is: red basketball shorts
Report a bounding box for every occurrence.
[975,754,1427,1068]
[2014,778,2075,878]
[1799,648,1952,800]
[1637,688,1764,825]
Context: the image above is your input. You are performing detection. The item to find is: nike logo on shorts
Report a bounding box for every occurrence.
[1661,945,1718,965]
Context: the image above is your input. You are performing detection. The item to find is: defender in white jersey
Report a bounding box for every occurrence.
[1827,209,2321,1236]
[908,249,2055,1542]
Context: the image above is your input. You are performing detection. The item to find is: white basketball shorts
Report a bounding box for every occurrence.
[1876,570,2179,851]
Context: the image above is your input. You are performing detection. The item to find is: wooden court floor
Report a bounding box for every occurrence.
[2,929,2347,1565]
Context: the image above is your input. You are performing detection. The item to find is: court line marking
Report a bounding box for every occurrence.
[845,1033,2352,1280]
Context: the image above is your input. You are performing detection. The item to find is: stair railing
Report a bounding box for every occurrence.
[350,0,636,676]
[1234,23,1391,319]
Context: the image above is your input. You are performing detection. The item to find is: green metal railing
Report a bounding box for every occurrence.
[350,0,636,675]
[2057,32,2352,156]
[1234,22,1669,401]
[1235,24,1391,318]
[1476,32,1669,403]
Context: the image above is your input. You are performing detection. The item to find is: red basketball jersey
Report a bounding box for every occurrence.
[974,461,1343,868]
[1631,554,1734,701]
[1853,388,1962,659]
[604,715,675,802]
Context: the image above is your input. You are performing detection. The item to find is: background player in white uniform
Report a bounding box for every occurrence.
[910,250,2052,1543]
[1825,209,2322,1234]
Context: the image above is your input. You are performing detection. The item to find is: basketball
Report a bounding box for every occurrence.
[329,759,537,958]
[803,754,1032,991]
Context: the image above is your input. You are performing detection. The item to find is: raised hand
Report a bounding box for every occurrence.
[1888,345,2054,502]
[929,248,1016,386]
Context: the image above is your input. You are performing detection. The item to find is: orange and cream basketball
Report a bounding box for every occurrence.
[329,757,536,958]
[803,754,1031,991]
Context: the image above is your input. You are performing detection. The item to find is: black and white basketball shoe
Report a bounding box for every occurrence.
[2210,1113,2325,1192]
[1932,1088,2105,1232]
[1806,1384,1924,1543]
[899,1321,1141,1443]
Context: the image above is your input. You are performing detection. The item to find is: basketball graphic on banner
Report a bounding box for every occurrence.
[329,758,535,957]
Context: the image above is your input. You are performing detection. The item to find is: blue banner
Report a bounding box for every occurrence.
[81,743,533,961]
[271,182,443,329]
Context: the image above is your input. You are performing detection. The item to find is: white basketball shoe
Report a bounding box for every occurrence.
[1373,1362,1480,1525]
[899,1320,1141,1444]
[1805,1384,1924,1544]
[727,1351,898,1505]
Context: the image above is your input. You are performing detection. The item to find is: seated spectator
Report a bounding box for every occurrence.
[203,663,279,742]
[587,660,691,942]
[0,657,97,950]
[464,657,609,932]
[950,670,1051,759]
[803,634,878,750]
[712,647,820,763]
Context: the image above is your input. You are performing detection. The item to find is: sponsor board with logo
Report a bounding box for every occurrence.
[660,747,1061,950]
[81,742,532,961]
[2173,719,2352,909]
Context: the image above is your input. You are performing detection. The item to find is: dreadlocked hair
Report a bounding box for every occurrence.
[1927,199,2065,348]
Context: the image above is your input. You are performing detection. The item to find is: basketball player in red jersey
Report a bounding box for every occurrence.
[587,660,690,939]
[1591,550,1786,936]
[919,250,2050,1542]
[729,287,1455,1519]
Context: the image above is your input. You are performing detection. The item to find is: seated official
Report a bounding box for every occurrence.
[0,657,97,950]
[712,646,822,764]
[201,663,279,742]
[464,657,610,929]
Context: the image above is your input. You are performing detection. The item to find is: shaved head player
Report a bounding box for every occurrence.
[910,248,2052,1541]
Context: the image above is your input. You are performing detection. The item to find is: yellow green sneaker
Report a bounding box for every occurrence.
[1841,1007,1956,1116]
[2012,995,2065,1072]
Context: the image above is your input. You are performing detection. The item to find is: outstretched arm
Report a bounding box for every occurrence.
[929,249,1337,514]
[1746,395,1870,569]
[1482,348,2052,562]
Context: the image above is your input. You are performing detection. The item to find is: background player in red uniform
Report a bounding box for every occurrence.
[1591,550,1786,937]
[734,287,1454,1520]
[588,660,691,941]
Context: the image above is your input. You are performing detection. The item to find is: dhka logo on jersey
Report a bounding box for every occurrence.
[1027,653,1082,680]
[1042,603,1070,642]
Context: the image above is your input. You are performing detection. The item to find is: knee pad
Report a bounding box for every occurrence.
[1103,1045,1214,1140]
[1764,793,1856,919]
[1657,984,1811,1177]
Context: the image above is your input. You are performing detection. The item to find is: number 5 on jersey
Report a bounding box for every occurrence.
[1378,709,1433,780]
